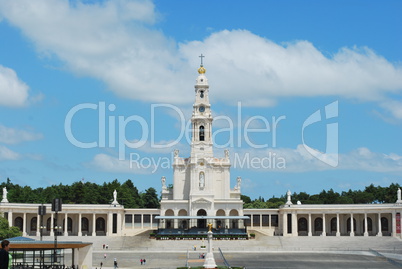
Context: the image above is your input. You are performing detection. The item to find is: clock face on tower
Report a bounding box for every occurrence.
[199,106,205,112]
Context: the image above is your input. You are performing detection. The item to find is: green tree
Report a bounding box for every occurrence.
[0,216,21,240]
[142,187,159,208]
[241,195,252,204]
[119,179,142,208]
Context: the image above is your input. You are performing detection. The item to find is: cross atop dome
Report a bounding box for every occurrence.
[199,54,205,66]
[198,54,206,74]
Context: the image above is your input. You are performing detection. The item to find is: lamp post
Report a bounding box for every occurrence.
[38,204,46,269]
[52,198,62,267]
[38,204,46,241]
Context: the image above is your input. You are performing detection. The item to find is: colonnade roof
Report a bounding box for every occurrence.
[155,216,249,220]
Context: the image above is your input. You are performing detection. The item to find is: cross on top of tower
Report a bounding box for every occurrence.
[199,54,205,66]
[198,54,206,74]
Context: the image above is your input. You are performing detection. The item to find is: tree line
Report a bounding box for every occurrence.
[242,183,401,209]
[1,179,400,210]
[0,178,159,208]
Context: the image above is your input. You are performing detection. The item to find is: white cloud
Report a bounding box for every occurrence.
[0,145,20,160]
[0,124,43,144]
[231,145,402,173]
[0,65,30,107]
[87,152,167,174]
[379,100,402,120]
[0,0,402,112]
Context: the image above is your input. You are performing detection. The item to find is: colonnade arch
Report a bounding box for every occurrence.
[197,209,207,228]
[293,213,393,236]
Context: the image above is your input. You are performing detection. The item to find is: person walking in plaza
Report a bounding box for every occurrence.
[0,240,10,269]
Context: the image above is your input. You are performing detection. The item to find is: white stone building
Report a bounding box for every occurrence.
[158,63,245,231]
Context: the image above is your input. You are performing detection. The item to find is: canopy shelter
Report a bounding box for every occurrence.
[155,216,250,237]
[6,237,92,269]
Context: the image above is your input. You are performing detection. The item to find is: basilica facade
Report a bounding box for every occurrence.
[158,63,245,231]
[1,64,402,239]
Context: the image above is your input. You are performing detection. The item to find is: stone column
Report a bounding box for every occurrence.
[292,213,297,236]
[64,213,68,236]
[203,230,217,268]
[107,213,112,236]
[36,213,41,237]
[392,211,396,237]
[22,213,27,236]
[322,214,326,236]
[92,213,96,236]
[131,214,137,229]
[78,213,82,236]
[268,214,271,228]
[336,213,340,237]
[364,213,368,236]
[7,211,13,227]
[50,213,54,236]
[117,212,122,235]
[350,213,354,237]
[308,214,312,236]
[250,214,254,229]
[377,213,382,236]
[239,219,244,229]
[282,213,288,236]
[260,214,263,228]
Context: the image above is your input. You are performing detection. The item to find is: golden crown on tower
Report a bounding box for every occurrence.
[198,65,206,74]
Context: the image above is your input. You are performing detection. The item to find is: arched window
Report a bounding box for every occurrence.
[330,217,337,232]
[31,217,37,231]
[298,218,307,232]
[314,217,323,232]
[200,90,204,98]
[199,126,205,141]
[96,217,106,232]
[82,217,89,232]
[381,217,389,232]
[197,209,207,228]
[14,217,23,231]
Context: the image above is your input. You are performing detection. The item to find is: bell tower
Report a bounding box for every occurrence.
[191,54,213,159]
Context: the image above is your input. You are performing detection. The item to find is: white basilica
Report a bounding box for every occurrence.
[1,63,402,239]
[158,63,246,231]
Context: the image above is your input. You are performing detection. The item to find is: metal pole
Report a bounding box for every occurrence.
[54,210,58,265]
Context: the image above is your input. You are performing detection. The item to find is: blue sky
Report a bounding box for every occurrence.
[0,0,401,199]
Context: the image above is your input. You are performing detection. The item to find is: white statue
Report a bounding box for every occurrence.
[286,190,293,205]
[234,176,241,191]
[224,149,229,159]
[1,187,8,203]
[397,188,402,203]
[161,176,167,190]
[199,173,205,189]
[297,200,302,205]
[174,149,179,157]
[3,187,7,199]
[111,189,119,205]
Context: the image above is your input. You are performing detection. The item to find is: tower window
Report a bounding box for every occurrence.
[199,126,205,141]
[200,90,204,98]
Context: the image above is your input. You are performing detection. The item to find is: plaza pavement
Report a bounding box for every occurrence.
[42,232,402,269]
